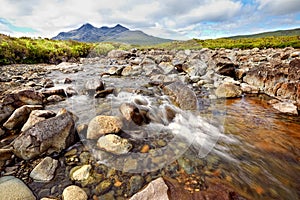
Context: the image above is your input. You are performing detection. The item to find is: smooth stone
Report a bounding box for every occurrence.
[97,134,132,155]
[87,116,123,139]
[129,177,169,200]
[3,105,43,130]
[0,176,36,200]
[62,185,88,200]
[215,82,242,98]
[70,165,92,181]
[65,87,78,97]
[30,157,58,182]
[47,95,64,102]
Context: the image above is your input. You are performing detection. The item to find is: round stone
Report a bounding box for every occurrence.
[62,185,88,200]
[87,116,123,139]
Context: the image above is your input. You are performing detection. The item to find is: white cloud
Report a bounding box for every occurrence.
[0,0,299,39]
[256,0,300,15]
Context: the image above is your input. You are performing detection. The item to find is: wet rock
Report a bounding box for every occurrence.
[41,78,54,88]
[270,101,298,115]
[178,157,194,174]
[47,95,65,103]
[30,157,58,182]
[128,175,145,196]
[62,185,88,200]
[0,176,36,200]
[291,51,300,58]
[216,60,238,79]
[129,177,169,200]
[215,83,242,98]
[163,82,198,110]
[76,124,88,137]
[119,103,144,125]
[94,88,114,98]
[94,179,112,195]
[97,134,132,155]
[87,116,123,139]
[65,86,78,97]
[21,110,56,132]
[70,165,92,181]
[0,127,5,137]
[3,105,43,130]
[11,108,77,160]
[3,89,43,108]
[84,78,105,95]
[64,78,73,84]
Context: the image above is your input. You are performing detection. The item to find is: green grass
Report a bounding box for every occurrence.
[1,33,299,65]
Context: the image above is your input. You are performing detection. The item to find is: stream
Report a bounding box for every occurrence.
[45,62,300,200]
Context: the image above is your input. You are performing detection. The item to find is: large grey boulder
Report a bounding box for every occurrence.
[11,108,77,160]
[0,176,36,200]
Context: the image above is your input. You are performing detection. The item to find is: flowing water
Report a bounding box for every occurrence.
[45,63,300,200]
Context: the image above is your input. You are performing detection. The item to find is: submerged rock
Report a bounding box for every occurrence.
[11,108,77,160]
[270,101,298,115]
[97,134,132,155]
[129,177,169,200]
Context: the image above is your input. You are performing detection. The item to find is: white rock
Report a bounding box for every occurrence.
[30,157,58,182]
[62,185,88,200]
[70,165,91,181]
[97,134,132,155]
[129,177,169,200]
[271,101,298,115]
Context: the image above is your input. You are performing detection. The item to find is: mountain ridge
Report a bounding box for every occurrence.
[52,23,171,45]
[226,28,300,39]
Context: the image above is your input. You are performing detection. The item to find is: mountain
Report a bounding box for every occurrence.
[227,28,300,39]
[52,23,172,45]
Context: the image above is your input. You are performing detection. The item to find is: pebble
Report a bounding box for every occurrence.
[70,164,92,181]
[62,185,88,200]
[30,157,58,182]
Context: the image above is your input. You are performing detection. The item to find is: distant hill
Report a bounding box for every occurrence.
[52,23,172,45]
[227,28,300,39]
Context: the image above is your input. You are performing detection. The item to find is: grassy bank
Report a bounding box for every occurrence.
[1,34,299,65]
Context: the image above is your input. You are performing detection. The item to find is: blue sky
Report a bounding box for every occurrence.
[0,0,299,40]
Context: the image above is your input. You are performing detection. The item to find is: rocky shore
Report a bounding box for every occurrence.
[0,47,299,200]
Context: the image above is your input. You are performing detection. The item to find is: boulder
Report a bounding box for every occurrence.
[0,176,36,200]
[288,58,300,81]
[119,103,144,125]
[97,134,132,155]
[158,62,175,74]
[87,116,123,139]
[215,83,242,98]
[3,105,43,130]
[41,88,66,97]
[162,82,198,110]
[107,50,131,59]
[182,59,207,77]
[11,108,77,160]
[84,78,105,95]
[62,185,88,200]
[21,110,56,132]
[30,157,58,182]
[121,65,142,76]
[47,95,65,103]
[129,177,168,200]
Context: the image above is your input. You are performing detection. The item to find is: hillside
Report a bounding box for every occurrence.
[52,23,171,45]
[227,28,300,39]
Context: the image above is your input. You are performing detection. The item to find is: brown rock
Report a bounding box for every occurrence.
[3,89,43,108]
[3,105,43,130]
[215,83,242,98]
[86,116,123,139]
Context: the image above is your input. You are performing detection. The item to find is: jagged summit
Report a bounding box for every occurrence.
[52,23,171,45]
